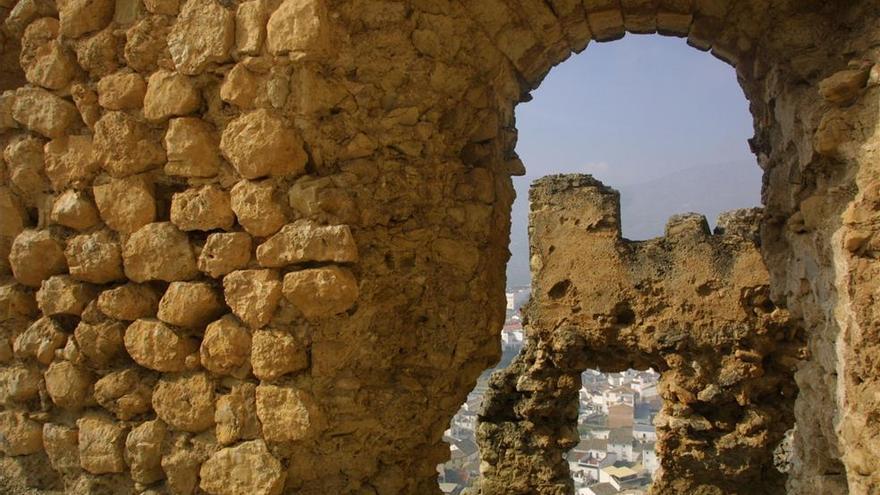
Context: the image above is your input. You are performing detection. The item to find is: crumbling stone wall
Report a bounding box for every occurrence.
[477,175,803,495]
[0,0,878,493]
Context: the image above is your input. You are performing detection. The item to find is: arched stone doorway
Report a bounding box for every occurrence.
[0,1,878,494]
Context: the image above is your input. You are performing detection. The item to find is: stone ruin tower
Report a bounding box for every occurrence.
[478,175,802,495]
[0,0,879,494]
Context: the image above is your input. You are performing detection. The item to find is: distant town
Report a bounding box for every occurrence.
[438,287,660,495]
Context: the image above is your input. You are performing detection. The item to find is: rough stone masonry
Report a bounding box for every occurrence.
[477,175,803,495]
[0,0,879,494]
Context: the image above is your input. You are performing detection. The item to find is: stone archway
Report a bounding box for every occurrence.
[0,0,878,494]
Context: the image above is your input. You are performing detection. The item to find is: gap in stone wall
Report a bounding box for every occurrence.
[569,369,660,494]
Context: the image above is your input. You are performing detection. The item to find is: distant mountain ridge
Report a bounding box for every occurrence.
[506,160,762,287]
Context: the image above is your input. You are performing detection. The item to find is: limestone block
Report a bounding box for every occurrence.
[4,136,49,202]
[198,232,252,278]
[167,0,234,75]
[4,0,56,37]
[25,40,77,90]
[97,72,147,110]
[819,68,870,106]
[235,0,267,55]
[143,70,201,122]
[288,177,357,224]
[199,440,285,495]
[59,0,115,37]
[12,87,79,139]
[219,63,262,109]
[266,0,329,60]
[45,360,94,409]
[144,0,178,15]
[0,187,26,237]
[170,185,235,232]
[222,269,281,329]
[124,318,198,372]
[152,372,215,432]
[74,320,125,368]
[122,222,199,282]
[77,415,127,474]
[0,411,43,456]
[0,91,17,131]
[220,109,308,180]
[282,266,358,319]
[75,28,119,78]
[93,176,156,235]
[125,419,166,485]
[20,18,60,71]
[0,364,42,404]
[43,135,101,191]
[214,382,259,445]
[50,190,100,231]
[0,282,39,321]
[65,230,125,284]
[230,180,286,237]
[162,444,204,495]
[9,229,67,287]
[256,220,358,267]
[124,16,171,73]
[13,317,67,365]
[94,111,166,177]
[97,283,159,321]
[251,328,307,381]
[94,368,154,420]
[164,117,220,178]
[158,281,225,328]
[37,275,98,316]
[255,384,317,442]
[43,423,80,475]
[200,316,251,376]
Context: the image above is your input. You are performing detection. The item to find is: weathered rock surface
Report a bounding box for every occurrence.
[143,70,201,122]
[97,72,147,110]
[13,317,67,365]
[214,382,260,445]
[36,275,96,316]
[0,411,43,456]
[164,117,220,178]
[251,328,307,381]
[230,180,286,237]
[74,320,125,368]
[125,419,166,485]
[200,316,251,376]
[170,185,235,232]
[77,415,127,474]
[255,384,317,443]
[222,269,281,329]
[167,0,234,75]
[93,368,154,420]
[158,281,225,328]
[152,372,214,432]
[220,109,307,179]
[50,190,100,231]
[124,319,197,372]
[65,230,125,284]
[9,229,67,287]
[199,440,285,495]
[94,111,165,177]
[45,360,94,410]
[198,232,252,278]
[256,220,358,267]
[97,283,159,321]
[282,266,358,319]
[123,222,198,282]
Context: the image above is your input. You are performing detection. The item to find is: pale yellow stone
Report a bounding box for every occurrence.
[158,281,225,328]
[170,185,235,232]
[200,316,251,376]
[93,176,156,234]
[164,117,220,178]
[230,180,286,237]
[122,222,199,282]
[77,415,127,474]
[143,70,201,122]
[220,109,308,180]
[97,72,147,110]
[223,269,281,329]
[198,232,252,278]
[199,440,285,495]
[124,318,198,372]
[282,266,358,319]
[152,372,215,432]
[167,0,234,75]
[256,220,358,267]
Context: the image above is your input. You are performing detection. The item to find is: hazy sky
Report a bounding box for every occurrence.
[508,34,763,286]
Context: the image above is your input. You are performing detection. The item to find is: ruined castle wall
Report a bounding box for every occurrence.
[0,0,878,493]
[478,175,802,495]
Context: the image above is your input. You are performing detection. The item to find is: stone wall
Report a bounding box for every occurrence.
[477,175,803,495]
[0,0,878,494]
